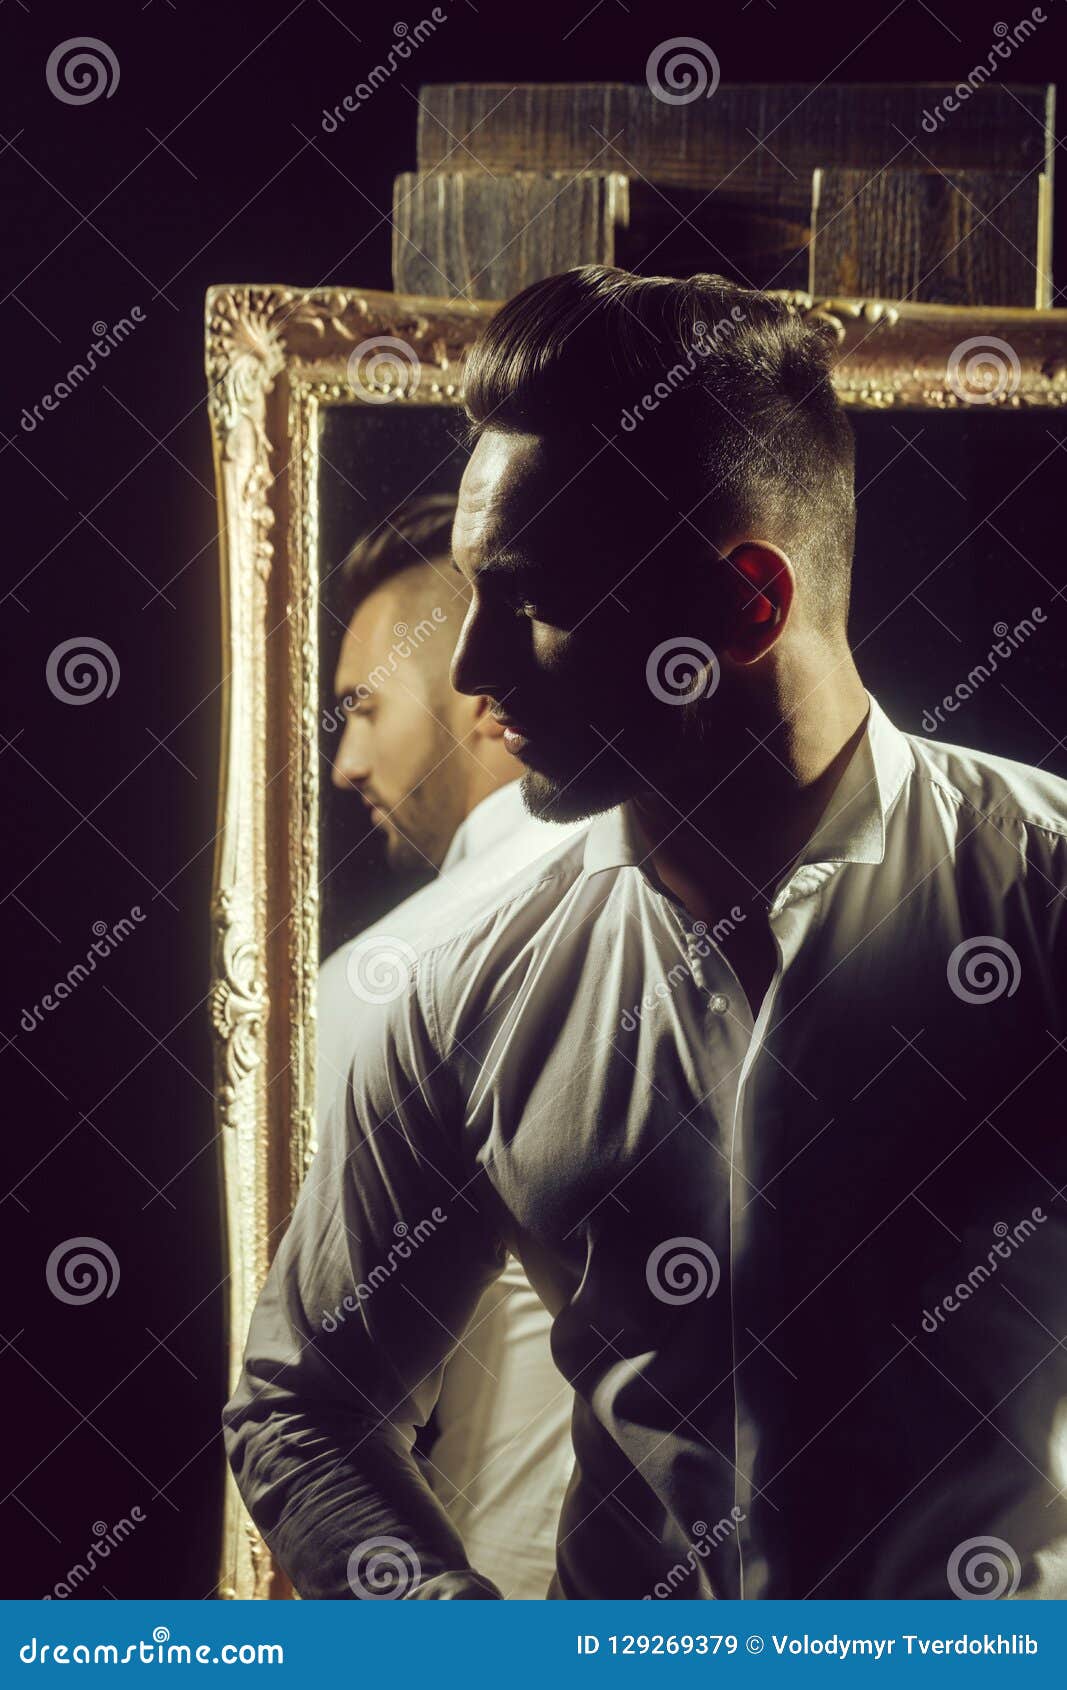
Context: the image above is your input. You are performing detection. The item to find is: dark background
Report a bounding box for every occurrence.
[2,0,1065,1599]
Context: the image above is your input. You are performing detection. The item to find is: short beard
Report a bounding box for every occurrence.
[516,759,637,826]
[515,704,715,825]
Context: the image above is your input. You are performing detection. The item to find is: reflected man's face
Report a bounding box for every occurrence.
[331,563,469,872]
[449,429,718,823]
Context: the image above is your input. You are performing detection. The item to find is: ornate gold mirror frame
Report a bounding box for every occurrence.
[205,284,1067,1599]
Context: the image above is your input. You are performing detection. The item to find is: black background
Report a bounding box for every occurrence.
[2,0,1065,1599]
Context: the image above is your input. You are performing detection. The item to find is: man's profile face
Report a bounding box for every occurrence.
[331,565,468,871]
[450,429,721,823]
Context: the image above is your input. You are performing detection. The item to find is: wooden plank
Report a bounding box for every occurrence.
[810,167,1048,307]
[392,170,629,299]
[415,83,1053,212]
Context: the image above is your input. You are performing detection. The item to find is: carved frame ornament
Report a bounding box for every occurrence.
[204,283,1067,1598]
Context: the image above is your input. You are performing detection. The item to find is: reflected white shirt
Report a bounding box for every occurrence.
[316,780,585,1598]
[440,781,530,872]
[225,692,1067,1600]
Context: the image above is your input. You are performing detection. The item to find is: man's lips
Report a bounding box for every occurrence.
[492,712,535,756]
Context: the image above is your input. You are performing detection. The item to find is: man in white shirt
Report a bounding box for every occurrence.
[225,267,1067,1601]
[317,496,583,1597]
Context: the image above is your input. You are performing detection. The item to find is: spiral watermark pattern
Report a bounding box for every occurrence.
[946,337,1021,405]
[344,933,419,1004]
[646,37,720,105]
[646,636,719,706]
[46,637,120,705]
[947,1535,1021,1599]
[346,336,421,403]
[647,1237,721,1305]
[46,38,119,105]
[947,936,1021,1005]
[45,1237,120,1305]
[346,1535,421,1598]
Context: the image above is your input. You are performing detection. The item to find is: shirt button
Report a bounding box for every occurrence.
[709,993,729,1014]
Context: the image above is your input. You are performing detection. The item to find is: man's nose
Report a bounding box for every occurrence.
[331,723,370,790]
[448,637,475,698]
[450,601,510,699]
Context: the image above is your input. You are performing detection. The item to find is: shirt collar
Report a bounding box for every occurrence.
[439,781,530,875]
[792,689,913,870]
[581,690,913,883]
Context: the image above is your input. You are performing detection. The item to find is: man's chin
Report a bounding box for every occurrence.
[517,763,631,826]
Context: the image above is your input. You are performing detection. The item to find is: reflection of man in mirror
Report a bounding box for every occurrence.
[328,494,516,876]
[226,268,1067,1601]
[318,494,584,1598]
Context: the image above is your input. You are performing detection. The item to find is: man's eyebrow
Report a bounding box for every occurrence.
[463,546,535,577]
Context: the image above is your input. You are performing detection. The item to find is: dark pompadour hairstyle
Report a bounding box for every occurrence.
[337,492,457,625]
[462,266,856,623]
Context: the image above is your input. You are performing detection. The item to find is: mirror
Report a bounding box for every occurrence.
[206,283,1067,1597]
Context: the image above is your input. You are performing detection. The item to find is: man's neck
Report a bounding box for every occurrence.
[630,664,870,928]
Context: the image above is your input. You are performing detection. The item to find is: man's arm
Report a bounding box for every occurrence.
[221,963,509,1599]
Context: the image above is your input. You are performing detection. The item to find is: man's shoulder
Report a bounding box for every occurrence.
[904,727,1067,845]
[319,820,594,1009]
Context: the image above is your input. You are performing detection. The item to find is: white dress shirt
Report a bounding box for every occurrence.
[316,781,586,1599]
[225,691,1067,1600]
[439,781,530,873]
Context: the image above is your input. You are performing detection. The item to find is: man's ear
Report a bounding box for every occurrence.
[471,695,506,740]
[720,543,795,664]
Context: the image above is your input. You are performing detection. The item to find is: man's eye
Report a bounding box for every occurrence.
[518,602,541,621]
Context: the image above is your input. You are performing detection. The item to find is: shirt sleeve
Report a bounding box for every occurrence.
[221,958,510,1599]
